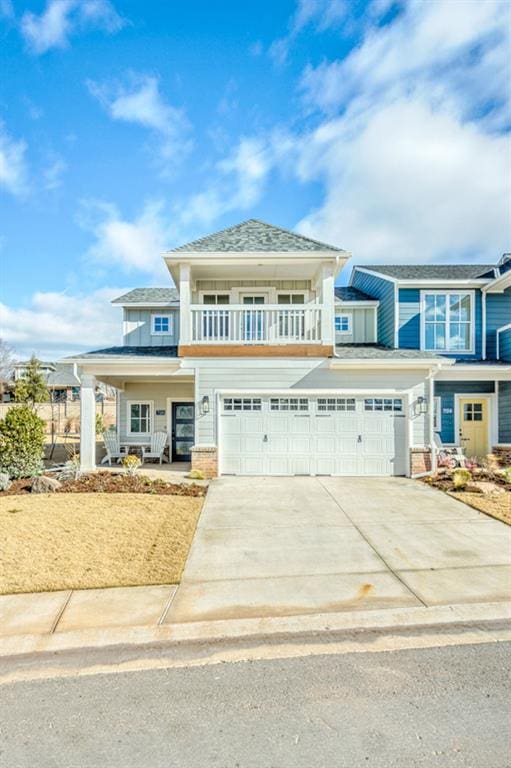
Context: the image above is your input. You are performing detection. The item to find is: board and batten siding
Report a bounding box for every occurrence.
[119,382,194,442]
[487,288,511,359]
[434,381,495,444]
[191,359,429,448]
[498,381,511,443]
[399,288,483,359]
[335,307,376,344]
[351,270,396,347]
[123,308,179,346]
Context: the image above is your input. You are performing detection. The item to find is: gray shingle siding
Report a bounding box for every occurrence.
[352,269,396,347]
[123,308,179,347]
[359,264,495,280]
[499,381,511,443]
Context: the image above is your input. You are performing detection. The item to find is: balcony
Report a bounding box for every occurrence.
[189,305,325,344]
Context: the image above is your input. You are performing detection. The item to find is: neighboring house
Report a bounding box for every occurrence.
[8,361,110,403]
[67,219,511,477]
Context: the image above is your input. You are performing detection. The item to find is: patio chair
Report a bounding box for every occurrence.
[434,433,466,468]
[141,431,168,465]
[101,431,128,466]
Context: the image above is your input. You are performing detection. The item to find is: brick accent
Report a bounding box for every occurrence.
[410,448,432,476]
[191,445,218,478]
[492,446,511,466]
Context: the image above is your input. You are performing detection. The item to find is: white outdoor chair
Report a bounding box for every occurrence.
[434,433,466,468]
[141,431,168,465]
[101,431,128,466]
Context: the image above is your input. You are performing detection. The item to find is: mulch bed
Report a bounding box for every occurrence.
[0,471,206,498]
[422,470,510,494]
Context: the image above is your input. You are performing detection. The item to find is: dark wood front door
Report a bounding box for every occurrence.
[171,402,195,462]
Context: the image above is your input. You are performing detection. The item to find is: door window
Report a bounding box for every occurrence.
[463,402,483,421]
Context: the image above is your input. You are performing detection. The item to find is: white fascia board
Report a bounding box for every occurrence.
[163,249,348,262]
[113,302,180,308]
[217,387,412,396]
[335,300,379,307]
[328,358,452,370]
[483,271,511,293]
[68,359,182,376]
[351,267,398,284]
[436,365,511,381]
[396,279,490,288]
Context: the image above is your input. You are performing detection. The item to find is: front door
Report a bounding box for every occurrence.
[171,402,195,462]
[459,398,489,458]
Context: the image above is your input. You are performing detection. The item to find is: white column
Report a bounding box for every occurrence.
[321,263,335,346]
[80,373,96,471]
[179,262,191,345]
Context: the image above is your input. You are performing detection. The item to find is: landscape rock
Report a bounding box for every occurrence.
[31,475,62,494]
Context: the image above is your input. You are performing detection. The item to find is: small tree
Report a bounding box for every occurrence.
[14,355,49,409]
[0,406,46,478]
[0,339,16,399]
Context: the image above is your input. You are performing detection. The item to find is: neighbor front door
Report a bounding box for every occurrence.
[171,402,195,462]
[458,398,488,459]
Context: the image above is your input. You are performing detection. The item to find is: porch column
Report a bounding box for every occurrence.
[79,373,96,471]
[179,262,191,345]
[321,263,335,346]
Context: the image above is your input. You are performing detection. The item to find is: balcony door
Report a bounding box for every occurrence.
[241,294,267,342]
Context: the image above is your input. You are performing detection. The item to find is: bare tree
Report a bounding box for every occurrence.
[0,339,16,398]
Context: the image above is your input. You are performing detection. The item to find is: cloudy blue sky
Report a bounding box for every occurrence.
[1,0,510,358]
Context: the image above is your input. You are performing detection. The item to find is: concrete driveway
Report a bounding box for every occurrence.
[167,477,511,623]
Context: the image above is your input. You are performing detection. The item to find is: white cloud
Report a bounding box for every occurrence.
[21,0,125,54]
[0,288,125,358]
[0,123,28,196]
[0,0,14,20]
[270,0,347,64]
[80,199,177,279]
[87,75,192,167]
[43,153,67,190]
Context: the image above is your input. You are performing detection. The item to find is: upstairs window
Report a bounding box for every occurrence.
[422,291,473,353]
[335,315,351,334]
[202,294,230,305]
[151,314,173,335]
[277,293,305,305]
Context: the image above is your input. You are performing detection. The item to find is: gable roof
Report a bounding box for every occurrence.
[170,219,344,253]
[68,346,178,359]
[357,264,496,280]
[112,288,180,305]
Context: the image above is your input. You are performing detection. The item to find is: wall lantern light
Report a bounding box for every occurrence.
[417,396,428,415]
[201,395,210,414]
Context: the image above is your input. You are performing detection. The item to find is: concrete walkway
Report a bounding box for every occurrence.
[166,477,511,623]
[0,477,510,652]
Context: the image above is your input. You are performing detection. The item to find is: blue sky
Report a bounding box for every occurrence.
[0,0,510,357]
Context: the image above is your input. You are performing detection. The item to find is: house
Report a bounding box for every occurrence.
[67,219,511,477]
[7,360,113,403]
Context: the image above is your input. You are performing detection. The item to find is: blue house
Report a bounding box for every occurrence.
[349,254,511,461]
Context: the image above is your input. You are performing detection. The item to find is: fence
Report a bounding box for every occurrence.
[0,400,117,435]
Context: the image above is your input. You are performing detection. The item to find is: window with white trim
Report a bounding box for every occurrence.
[277,293,305,305]
[151,314,173,335]
[364,398,403,412]
[317,397,356,412]
[128,402,152,434]
[422,291,473,352]
[223,398,262,412]
[202,294,230,305]
[335,314,351,333]
[270,397,309,411]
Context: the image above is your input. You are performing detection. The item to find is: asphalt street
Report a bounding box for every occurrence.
[0,641,509,768]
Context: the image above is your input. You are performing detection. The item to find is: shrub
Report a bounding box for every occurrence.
[58,454,82,482]
[122,454,141,476]
[0,471,11,491]
[188,469,205,480]
[481,453,500,476]
[0,406,45,478]
[452,468,472,490]
[503,467,511,485]
[95,414,105,435]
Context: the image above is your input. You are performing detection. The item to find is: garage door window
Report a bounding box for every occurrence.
[270,397,309,412]
[364,398,403,412]
[317,397,356,412]
[223,398,262,412]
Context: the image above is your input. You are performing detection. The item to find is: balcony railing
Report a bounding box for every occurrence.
[190,305,324,344]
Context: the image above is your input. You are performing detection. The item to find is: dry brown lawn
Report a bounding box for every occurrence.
[0,493,203,594]
[450,492,511,526]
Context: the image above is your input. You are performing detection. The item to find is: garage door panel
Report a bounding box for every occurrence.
[219,395,407,477]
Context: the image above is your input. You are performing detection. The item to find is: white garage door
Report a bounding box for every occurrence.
[220,395,407,476]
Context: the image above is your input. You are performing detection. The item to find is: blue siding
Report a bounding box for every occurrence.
[499,327,511,362]
[487,288,511,359]
[399,289,420,348]
[352,270,395,347]
[434,381,495,443]
[499,381,511,443]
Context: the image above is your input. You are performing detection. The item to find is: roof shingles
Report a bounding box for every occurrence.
[358,264,496,280]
